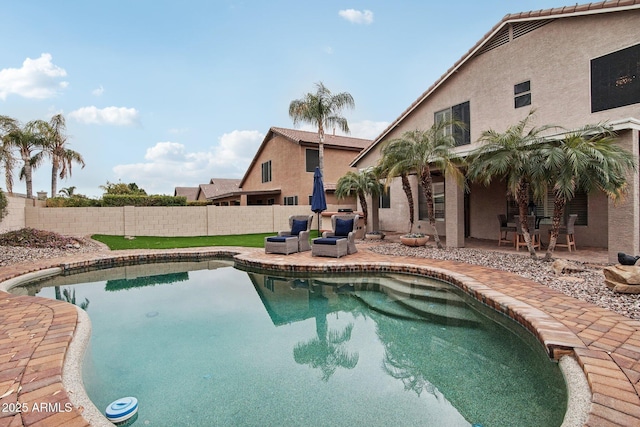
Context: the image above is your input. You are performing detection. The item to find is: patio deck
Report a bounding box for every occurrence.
[0,241,637,427]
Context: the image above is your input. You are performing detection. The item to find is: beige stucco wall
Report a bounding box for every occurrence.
[354,10,640,253]
[22,205,320,237]
[242,134,359,206]
[385,11,640,155]
[0,194,29,234]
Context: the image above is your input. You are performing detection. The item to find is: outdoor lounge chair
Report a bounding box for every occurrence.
[264,214,313,254]
[315,214,360,255]
[279,215,314,252]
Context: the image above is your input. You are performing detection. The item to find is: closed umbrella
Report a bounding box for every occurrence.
[311,166,327,235]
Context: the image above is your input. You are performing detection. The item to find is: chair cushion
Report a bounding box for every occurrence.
[291,219,308,235]
[314,238,344,245]
[267,236,292,243]
[334,218,354,237]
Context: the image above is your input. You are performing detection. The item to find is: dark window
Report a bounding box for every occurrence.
[435,101,470,146]
[380,189,390,209]
[452,101,470,146]
[514,81,532,108]
[418,182,444,220]
[261,160,272,183]
[514,81,530,95]
[591,43,640,112]
[284,196,298,206]
[306,149,319,172]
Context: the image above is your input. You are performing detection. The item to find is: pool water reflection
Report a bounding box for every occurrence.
[23,260,566,427]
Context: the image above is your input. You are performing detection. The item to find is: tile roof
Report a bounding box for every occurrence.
[351,0,640,167]
[271,126,371,150]
[173,186,199,201]
[198,178,241,200]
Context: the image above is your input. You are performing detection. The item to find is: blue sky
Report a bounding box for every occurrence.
[1,0,568,198]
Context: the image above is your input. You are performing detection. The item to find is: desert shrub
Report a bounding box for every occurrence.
[46,196,101,207]
[101,195,187,206]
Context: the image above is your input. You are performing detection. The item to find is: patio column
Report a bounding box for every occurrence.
[240,193,248,206]
[445,173,465,248]
[608,130,640,263]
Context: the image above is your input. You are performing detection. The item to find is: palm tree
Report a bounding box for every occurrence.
[0,115,18,193]
[335,168,382,227]
[378,138,416,233]
[4,120,47,198]
[289,82,355,178]
[384,121,465,249]
[537,123,636,260]
[467,112,555,258]
[58,186,77,197]
[40,114,85,197]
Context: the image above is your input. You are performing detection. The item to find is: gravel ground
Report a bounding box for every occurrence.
[0,238,106,267]
[368,242,640,320]
[1,233,639,321]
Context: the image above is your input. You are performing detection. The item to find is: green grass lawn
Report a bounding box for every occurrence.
[92,231,320,250]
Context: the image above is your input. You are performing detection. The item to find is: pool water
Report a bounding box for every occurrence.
[27,261,566,427]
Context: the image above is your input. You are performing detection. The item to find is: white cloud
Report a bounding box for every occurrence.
[92,85,104,96]
[0,53,68,100]
[69,106,140,126]
[112,130,264,194]
[338,9,374,25]
[324,46,334,54]
[346,120,389,140]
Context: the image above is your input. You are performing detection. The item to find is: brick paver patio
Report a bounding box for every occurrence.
[0,245,638,426]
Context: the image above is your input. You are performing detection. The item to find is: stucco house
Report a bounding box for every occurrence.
[351,0,640,263]
[239,126,371,208]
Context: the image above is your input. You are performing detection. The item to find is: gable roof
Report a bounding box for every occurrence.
[240,126,371,187]
[197,178,242,200]
[351,0,640,166]
[173,186,199,201]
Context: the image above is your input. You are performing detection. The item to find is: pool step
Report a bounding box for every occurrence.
[382,279,480,325]
[353,290,427,321]
[380,278,467,307]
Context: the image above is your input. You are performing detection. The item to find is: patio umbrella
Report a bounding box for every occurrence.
[311,166,327,235]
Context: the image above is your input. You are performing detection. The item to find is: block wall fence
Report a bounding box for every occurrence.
[2,195,348,237]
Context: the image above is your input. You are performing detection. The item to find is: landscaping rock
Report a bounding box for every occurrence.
[603,264,640,293]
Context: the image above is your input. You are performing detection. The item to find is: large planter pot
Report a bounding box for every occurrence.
[400,235,429,247]
[365,232,384,240]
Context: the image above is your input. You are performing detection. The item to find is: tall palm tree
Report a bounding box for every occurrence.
[289,82,355,178]
[335,168,382,227]
[467,112,555,258]
[0,115,19,193]
[378,138,416,233]
[537,123,636,260]
[4,120,47,198]
[384,121,465,249]
[40,114,85,197]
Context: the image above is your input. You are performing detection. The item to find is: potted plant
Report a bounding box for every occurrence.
[400,233,429,247]
[365,231,385,240]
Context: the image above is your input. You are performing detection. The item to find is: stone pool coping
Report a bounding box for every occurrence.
[0,246,639,426]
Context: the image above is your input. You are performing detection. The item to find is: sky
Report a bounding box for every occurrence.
[0,0,570,198]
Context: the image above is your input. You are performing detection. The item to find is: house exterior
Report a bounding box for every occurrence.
[239,126,371,209]
[173,187,199,202]
[194,178,242,205]
[351,0,640,262]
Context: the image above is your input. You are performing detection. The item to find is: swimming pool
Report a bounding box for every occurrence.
[22,259,567,427]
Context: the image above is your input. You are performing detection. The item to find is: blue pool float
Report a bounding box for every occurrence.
[105,396,138,423]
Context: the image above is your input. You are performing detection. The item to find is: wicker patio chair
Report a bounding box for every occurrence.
[276,214,314,252]
[321,214,360,254]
